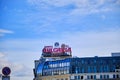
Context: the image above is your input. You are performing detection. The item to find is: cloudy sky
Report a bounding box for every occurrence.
[0,0,120,80]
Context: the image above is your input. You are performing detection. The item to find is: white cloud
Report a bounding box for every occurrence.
[1,29,120,57]
[27,0,118,15]
[116,0,120,4]
[0,52,33,79]
[61,30,120,57]
[11,76,33,80]
[0,52,5,58]
[0,29,14,37]
[0,29,13,34]
[101,15,106,20]
[47,30,120,57]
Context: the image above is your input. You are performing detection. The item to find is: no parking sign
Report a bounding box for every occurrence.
[2,67,11,80]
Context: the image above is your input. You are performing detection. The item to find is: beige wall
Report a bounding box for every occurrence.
[37,74,70,80]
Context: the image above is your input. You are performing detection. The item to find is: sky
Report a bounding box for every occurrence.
[0,0,120,80]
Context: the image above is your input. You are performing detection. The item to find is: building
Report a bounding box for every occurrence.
[112,52,120,57]
[33,56,120,80]
[33,43,120,80]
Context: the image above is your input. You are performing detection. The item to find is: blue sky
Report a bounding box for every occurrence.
[0,0,120,80]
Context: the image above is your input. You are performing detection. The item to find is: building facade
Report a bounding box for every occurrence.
[33,56,120,80]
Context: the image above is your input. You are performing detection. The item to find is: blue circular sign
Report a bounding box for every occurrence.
[2,67,11,76]
[54,42,59,47]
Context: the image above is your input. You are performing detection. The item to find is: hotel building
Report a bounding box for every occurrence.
[33,43,120,80]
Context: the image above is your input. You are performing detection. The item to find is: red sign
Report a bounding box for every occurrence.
[42,43,72,57]
[43,47,71,53]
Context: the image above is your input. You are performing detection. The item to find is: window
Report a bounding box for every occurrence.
[117,74,119,78]
[100,66,103,72]
[78,75,80,79]
[94,75,96,79]
[104,75,106,79]
[66,69,69,74]
[65,78,68,80]
[93,66,97,72]
[113,74,116,78]
[100,75,102,79]
[88,66,91,73]
[94,59,96,63]
[75,67,78,73]
[81,76,83,79]
[91,75,93,79]
[81,68,84,73]
[74,76,77,79]
[107,75,109,79]
[87,75,90,79]
[82,60,84,64]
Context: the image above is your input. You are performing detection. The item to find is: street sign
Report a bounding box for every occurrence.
[2,67,11,76]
